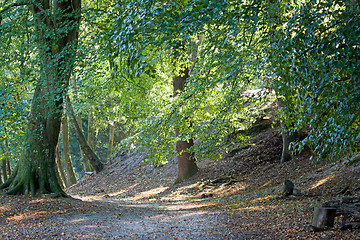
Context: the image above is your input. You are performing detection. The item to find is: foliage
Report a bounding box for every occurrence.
[108,0,272,164]
[0,3,33,163]
[1,0,359,187]
[269,0,360,161]
[70,3,161,163]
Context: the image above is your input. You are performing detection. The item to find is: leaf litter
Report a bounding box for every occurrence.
[1,125,359,239]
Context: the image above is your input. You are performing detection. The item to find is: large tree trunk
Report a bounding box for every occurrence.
[0,0,81,196]
[1,84,66,196]
[62,117,77,185]
[173,65,198,183]
[66,96,104,173]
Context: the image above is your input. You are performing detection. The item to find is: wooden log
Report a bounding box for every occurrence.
[312,207,337,229]
[341,213,360,230]
[340,196,360,204]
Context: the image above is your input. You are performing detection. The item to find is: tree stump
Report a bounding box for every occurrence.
[282,180,294,196]
[312,207,337,230]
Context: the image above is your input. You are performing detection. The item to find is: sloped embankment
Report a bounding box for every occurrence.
[66,123,360,204]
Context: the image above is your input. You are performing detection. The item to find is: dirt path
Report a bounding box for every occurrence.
[1,127,359,239]
[50,200,247,240]
[0,195,258,240]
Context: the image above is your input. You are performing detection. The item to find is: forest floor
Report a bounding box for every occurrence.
[1,123,360,239]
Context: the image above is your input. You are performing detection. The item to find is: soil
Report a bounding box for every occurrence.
[1,124,360,239]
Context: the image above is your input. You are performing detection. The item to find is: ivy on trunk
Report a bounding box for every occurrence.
[0,0,81,197]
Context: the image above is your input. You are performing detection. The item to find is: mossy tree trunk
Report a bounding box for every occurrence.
[0,0,81,196]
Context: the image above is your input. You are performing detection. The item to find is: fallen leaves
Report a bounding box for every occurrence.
[1,126,359,239]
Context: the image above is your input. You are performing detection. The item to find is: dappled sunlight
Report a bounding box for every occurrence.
[177,182,201,192]
[7,210,65,222]
[69,217,89,224]
[29,198,53,204]
[250,195,275,204]
[309,175,334,190]
[158,202,214,211]
[0,204,12,212]
[114,198,214,211]
[70,183,141,201]
[108,183,139,197]
[128,186,169,201]
[215,182,249,196]
[71,195,104,201]
[108,189,128,196]
[259,180,273,189]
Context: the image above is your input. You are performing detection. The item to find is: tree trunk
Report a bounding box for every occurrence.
[1,84,66,196]
[277,97,297,163]
[280,121,293,163]
[77,116,93,172]
[0,0,81,196]
[55,147,69,188]
[6,159,11,176]
[2,159,7,182]
[88,110,95,151]
[66,96,104,173]
[173,63,198,183]
[107,123,115,159]
[62,117,77,185]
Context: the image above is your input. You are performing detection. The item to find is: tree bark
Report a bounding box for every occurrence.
[107,123,115,159]
[88,110,95,151]
[55,146,68,188]
[62,117,77,185]
[173,63,198,183]
[277,98,297,163]
[2,159,7,182]
[77,116,93,172]
[1,83,66,196]
[66,96,104,173]
[0,0,81,196]
[6,159,11,176]
[280,121,293,163]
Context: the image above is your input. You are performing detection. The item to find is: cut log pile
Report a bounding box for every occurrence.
[321,196,360,230]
